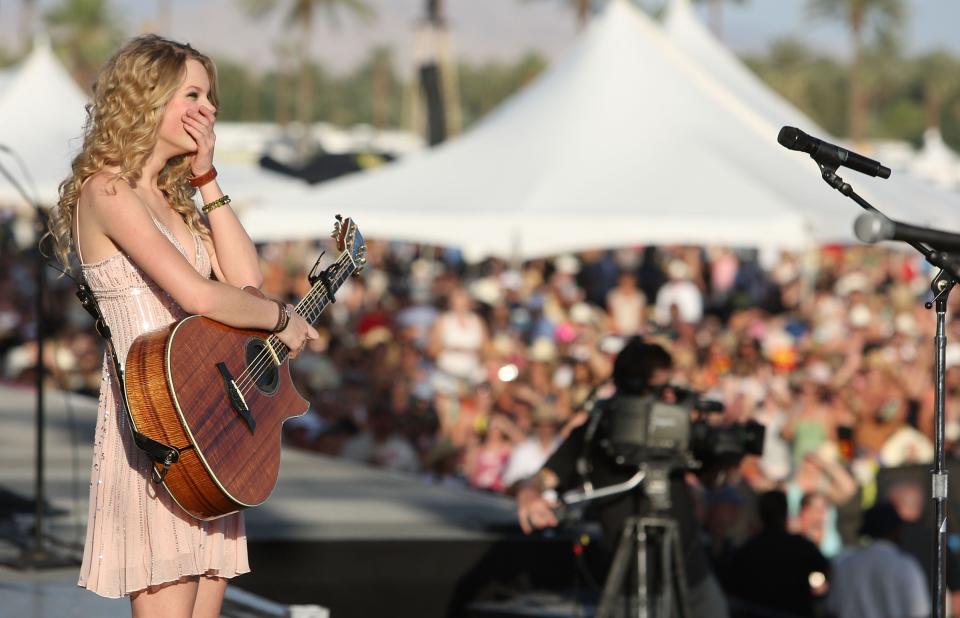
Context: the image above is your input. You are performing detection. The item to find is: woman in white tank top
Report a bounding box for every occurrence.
[429,288,489,384]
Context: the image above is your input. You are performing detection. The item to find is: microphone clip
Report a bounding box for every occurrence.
[820,166,852,196]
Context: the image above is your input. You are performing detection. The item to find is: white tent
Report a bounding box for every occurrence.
[0,42,311,215]
[910,127,960,191]
[663,0,960,226]
[0,66,20,96]
[0,40,88,208]
[241,0,960,259]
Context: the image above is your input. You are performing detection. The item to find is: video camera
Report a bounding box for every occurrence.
[596,386,765,473]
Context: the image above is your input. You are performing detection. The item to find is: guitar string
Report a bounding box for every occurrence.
[234,267,341,395]
[240,244,361,391]
[234,253,351,394]
[233,258,342,393]
[236,241,360,393]
[234,253,348,393]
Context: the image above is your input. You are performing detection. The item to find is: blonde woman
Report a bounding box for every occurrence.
[48,35,317,617]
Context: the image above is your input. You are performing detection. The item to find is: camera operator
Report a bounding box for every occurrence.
[516,338,729,617]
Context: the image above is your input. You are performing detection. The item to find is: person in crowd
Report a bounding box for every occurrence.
[792,492,829,550]
[725,490,829,618]
[700,485,743,576]
[515,338,729,617]
[827,502,929,618]
[464,415,514,492]
[606,271,646,336]
[786,452,855,558]
[501,406,563,492]
[369,410,420,474]
[654,259,703,326]
[887,480,960,612]
[428,287,489,391]
[46,35,317,616]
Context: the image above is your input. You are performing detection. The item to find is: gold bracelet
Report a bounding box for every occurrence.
[202,194,231,215]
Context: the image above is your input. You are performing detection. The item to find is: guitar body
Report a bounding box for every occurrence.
[124,308,309,521]
[122,216,365,521]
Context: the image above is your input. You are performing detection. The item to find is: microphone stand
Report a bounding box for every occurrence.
[818,161,952,618]
[0,153,74,569]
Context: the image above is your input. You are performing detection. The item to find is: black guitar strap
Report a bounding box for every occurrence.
[75,278,181,483]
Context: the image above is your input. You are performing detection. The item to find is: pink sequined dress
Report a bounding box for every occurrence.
[76,214,249,598]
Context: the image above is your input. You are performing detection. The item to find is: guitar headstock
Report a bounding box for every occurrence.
[332,215,367,275]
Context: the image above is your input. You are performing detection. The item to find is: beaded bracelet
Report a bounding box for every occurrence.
[272,300,291,333]
[188,166,217,188]
[202,194,231,215]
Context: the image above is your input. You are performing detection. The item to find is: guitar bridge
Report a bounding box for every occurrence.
[216,362,256,433]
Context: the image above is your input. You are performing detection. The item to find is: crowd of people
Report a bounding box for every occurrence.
[3,210,959,615]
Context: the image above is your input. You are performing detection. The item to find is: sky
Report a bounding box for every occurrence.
[1,0,959,75]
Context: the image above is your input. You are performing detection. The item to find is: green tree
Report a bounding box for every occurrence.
[807,0,907,144]
[912,51,960,131]
[457,52,547,127]
[45,0,122,91]
[213,57,266,122]
[240,0,375,144]
[744,38,848,136]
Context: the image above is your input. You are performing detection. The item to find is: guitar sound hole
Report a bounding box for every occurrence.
[246,339,280,395]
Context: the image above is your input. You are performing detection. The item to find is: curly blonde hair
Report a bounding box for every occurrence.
[48,34,219,269]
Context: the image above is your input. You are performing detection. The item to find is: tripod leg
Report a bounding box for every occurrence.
[598,519,638,618]
[637,523,649,618]
[668,523,692,618]
[660,526,672,618]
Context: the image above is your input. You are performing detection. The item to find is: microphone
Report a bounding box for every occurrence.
[778,126,891,179]
[854,212,960,251]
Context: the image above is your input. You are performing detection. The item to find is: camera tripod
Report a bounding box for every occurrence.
[562,466,692,618]
[596,514,691,618]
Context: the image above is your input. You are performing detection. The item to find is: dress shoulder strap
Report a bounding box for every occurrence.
[74,175,95,265]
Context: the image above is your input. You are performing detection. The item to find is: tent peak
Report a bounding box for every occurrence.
[32,32,52,51]
[665,0,695,17]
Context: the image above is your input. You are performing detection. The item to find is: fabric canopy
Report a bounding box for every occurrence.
[663,0,960,231]
[909,128,960,190]
[0,41,311,216]
[0,40,88,208]
[241,0,960,258]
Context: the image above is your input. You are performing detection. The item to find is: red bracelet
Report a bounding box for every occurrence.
[188,166,217,188]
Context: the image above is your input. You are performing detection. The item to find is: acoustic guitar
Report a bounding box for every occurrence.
[124,216,366,520]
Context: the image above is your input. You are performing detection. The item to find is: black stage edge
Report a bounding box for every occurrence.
[238,535,596,618]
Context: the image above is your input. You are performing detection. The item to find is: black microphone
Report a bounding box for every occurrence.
[778,126,891,179]
[854,212,960,251]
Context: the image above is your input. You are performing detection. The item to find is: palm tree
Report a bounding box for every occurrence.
[808,0,906,144]
[914,51,960,130]
[691,0,749,41]
[370,47,392,129]
[45,0,122,89]
[272,41,295,127]
[241,0,375,146]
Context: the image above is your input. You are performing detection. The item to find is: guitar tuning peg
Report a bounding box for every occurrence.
[335,214,343,222]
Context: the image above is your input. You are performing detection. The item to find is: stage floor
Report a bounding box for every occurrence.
[0,382,520,617]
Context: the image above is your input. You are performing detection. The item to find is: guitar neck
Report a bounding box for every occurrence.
[267,251,356,363]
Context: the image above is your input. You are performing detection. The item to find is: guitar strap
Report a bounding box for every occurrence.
[75,278,181,483]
